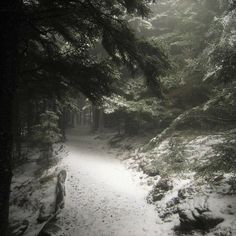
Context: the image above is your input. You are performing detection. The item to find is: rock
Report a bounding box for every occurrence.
[148,178,173,202]
[157,197,180,220]
[160,211,171,219]
[155,178,173,192]
[166,197,180,208]
[178,197,224,231]
[178,187,194,200]
[153,193,164,201]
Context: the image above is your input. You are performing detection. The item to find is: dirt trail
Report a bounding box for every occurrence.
[58,129,166,236]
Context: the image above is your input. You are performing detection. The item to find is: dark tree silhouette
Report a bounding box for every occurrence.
[0,1,20,234]
[0,0,170,234]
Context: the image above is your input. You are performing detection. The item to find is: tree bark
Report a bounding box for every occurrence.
[98,109,104,131]
[92,106,100,131]
[124,114,139,135]
[0,0,19,234]
[13,92,22,161]
[26,99,34,135]
[59,107,66,140]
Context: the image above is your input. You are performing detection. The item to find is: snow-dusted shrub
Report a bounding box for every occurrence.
[31,111,61,162]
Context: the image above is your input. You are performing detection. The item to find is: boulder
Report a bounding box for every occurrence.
[178,187,194,200]
[166,197,180,208]
[178,197,224,231]
[153,193,165,202]
[157,197,180,220]
[148,178,173,202]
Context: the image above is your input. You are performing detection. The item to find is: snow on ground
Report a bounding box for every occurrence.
[10,128,176,236]
[10,128,236,236]
[57,129,170,236]
[10,148,60,236]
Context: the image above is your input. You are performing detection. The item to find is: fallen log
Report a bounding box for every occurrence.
[55,170,67,213]
[38,170,67,236]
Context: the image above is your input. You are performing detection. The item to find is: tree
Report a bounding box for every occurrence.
[32,111,61,163]
[0,1,20,234]
[0,0,170,234]
[102,0,236,136]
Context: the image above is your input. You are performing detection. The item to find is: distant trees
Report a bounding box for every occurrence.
[101,0,236,135]
[0,0,170,234]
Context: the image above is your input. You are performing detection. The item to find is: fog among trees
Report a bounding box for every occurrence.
[0,0,236,235]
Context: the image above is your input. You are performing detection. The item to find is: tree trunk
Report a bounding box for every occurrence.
[124,114,139,135]
[59,107,66,141]
[0,0,19,234]
[26,99,34,135]
[98,109,104,131]
[89,106,93,129]
[92,106,99,131]
[13,92,22,161]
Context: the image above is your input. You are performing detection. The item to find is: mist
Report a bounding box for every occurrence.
[1,0,235,235]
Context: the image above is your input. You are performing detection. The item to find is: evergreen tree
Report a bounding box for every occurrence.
[0,0,170,234]
[32,111,61,162]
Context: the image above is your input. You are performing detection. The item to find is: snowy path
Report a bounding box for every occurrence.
[58,129,165,236]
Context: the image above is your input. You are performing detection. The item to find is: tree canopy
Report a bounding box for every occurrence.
[0,0,171,234]
[19,0,169,102]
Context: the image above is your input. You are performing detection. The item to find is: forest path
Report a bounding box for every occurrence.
[58,128,165,236]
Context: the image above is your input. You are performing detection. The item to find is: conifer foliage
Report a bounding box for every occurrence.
[32,111,61,161]
[0,0,169,234]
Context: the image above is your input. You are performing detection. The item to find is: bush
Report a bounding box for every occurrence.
[196,139,236,176]
[32,111,61,161]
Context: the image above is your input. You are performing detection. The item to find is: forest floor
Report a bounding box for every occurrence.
[9,127,236,236]
[9,128,167,236]
[57,128,166,236]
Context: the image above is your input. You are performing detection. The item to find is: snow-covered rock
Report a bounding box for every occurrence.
[147,178,173,202]
[178,197,224,231]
